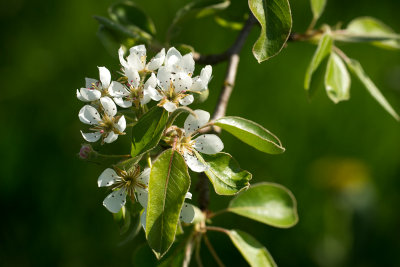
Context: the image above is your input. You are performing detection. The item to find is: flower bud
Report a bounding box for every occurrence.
[78,144,96,160]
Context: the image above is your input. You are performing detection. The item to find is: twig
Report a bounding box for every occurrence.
[203,234,226,267]
[206,226,229,234]
[195,235,204,267]
[196,173,210,211]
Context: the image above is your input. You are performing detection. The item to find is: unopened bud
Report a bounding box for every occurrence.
[78,144,96,160]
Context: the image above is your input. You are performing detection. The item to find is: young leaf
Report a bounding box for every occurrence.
[324,52,351,103]
[346,58,400,121]
[214,116,285,154]
[146,149,191,259]
[228,182,298,228]
[248,0,292,62]
[338,17,400,49]
[94,15,149,43]
[131,106,168,158]
[304,33,333,91]
[228,229,277,267]
[168,0,230,38]
[109,1,156,36]
[201,152,252,195]
[310,0,327,21]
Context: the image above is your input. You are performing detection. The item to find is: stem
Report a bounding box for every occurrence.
[97,153,131,159]
[146,153,152,168]
[182,232,196,267]
[196,173,209,211]
[207,209,228,219]
[206,226,230,234]
[203,234,226,267]
[195,235,204,267]
[333,46,351,63]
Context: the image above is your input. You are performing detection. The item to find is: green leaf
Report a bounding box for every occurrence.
[304,33,333,91]
[310,0,327,21]
[201,152,252,195]
[214,116,285,154]
[97,25,122,56]
[228,182,298,228]
[146,149,191,259]
[228,229,277,267]
[215,15,244,31]
[336,17,400,49]
[248,0,292,62]
[94,15,149,43]
[346,58,400,121]
[109,1,156,38]
[324,52,351,103]
[131,106,168,158]
[168,0,230,39]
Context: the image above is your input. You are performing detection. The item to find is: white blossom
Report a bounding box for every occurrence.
[171,109,224,172]
[118,45,165,75]
[98,166,150,213]
[76,67,125,102]
[79,97,126,144]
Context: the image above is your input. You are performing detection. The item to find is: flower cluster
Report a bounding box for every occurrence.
[77,45,212,145]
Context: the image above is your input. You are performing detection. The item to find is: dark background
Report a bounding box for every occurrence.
[1,0,400,266]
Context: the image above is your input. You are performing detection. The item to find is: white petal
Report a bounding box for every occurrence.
[125,69,140,88]
[98,66,111,88]
[103,188,127,213]
[79,88,101,101]
[114,97,132,108]
[127,52,145,71]
[141,90,151,105]
[78,105,101,125]
[141,208,147,230]
[104,131,118,143]
[184,109,210,134]
[108,81,129,97]
[81,131,101,142]
[146,48,165,71]
[185,192,192,199]
[136,191,148,208]
[180,203,195,223]
[176,53,195,74]
[129,45,146,61]
[118,47,129,69]
[85,78,98,89]
[137,168,150,187]
[76,89,87,101]
[98,168,120,187]
[183,151,207,173]
[174,72,192,93]
[163,101,177,112]
[100,96,117,117]
[190,65,212,91]
[194,134,224,154]
[116,115,126,132]
[144,73,157,89]
[200,65,212,83]
[179,94,194,106]
[147,87,163,101]
[157,67,173,90]
[165,47,182,68]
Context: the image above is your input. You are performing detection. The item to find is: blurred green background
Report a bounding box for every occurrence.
[1,0,400,266]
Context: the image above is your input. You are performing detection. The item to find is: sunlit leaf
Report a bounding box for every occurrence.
[214,116,285,154]
[146,149,191,259]
[248,0,292,62]
[335,17,400,49]
[346,58,400,121]
[310,0,327,21]
[228,182,298,228]
[201,152,252,195]
[131,106,168,158]
[324,52,351,103]
[109,1,156,36]
[304,33,333,91]
[228,229,277,267]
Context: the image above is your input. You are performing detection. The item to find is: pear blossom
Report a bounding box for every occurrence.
[79,97,126,144]
[140,191,195,230]
[118,45,165,75]
[109,72,157,108]
[166,109,224,172]
[76,66,125,102]
[98,166,150,213]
